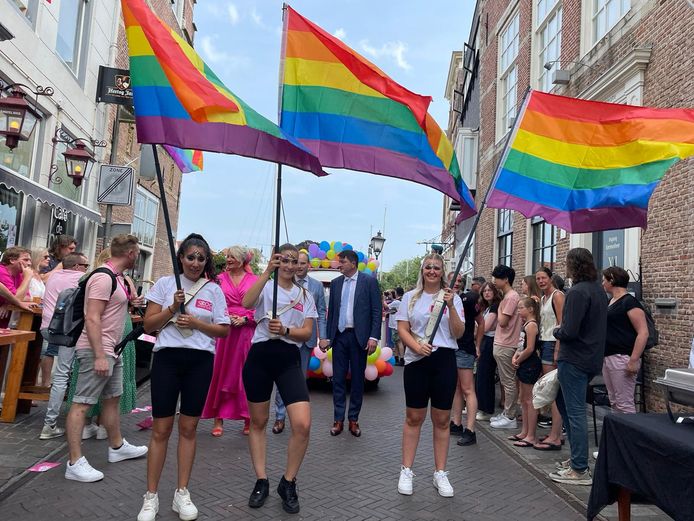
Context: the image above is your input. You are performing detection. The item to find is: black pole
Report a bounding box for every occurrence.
[427,88,532,344]
[151,144,185,313]
[271,164,282,318]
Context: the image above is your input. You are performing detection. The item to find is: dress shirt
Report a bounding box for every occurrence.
[342,271,358,329]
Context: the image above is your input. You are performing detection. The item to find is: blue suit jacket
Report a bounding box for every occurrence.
[327,272,381,347]
[302,275,327,349]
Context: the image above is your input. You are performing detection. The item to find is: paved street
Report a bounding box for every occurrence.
[0,368,669,520]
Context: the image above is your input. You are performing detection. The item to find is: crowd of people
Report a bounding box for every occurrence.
[0,234,655,519]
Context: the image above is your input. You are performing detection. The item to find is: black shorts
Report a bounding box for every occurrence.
[403,348,457,410]
[150,348,214,418]
[242,339,310,406]
[517,353,542,385]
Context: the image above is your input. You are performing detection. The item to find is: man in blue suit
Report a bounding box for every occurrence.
[324,250,381,437]
[273,250,327,434]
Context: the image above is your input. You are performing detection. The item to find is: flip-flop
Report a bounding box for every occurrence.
[211,427,223,437]
[533,442,562,451]
[539,435,565,445]
[513,440,535,448]
[507,434,524,441]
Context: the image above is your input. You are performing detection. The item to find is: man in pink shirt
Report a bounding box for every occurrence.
[38,252,90,440]
[65,235,148,483]
[0,247,33,326]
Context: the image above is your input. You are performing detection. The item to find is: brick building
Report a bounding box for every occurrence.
[444,0,693,411]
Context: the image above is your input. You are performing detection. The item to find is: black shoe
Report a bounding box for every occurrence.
[457,428,477,446]
[277,475,300,514]
[449,421,464,435]
[248,478,269,508]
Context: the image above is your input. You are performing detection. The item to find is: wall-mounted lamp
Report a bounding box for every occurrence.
[543,60,598,85]
[0,83,53,151]
[48,127,107,188]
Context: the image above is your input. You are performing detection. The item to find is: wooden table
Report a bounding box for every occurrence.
[0,329,37,422]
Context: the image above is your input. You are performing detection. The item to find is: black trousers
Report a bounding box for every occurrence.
[331,329,367,421]
[475,336,497,414]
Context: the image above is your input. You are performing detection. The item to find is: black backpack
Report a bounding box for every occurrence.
[641,301,659,350]
[46,268,117,347]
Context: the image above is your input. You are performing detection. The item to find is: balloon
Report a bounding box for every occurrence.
[367,345,381,364]
[310,258,320,268]
[358,262,366,271]
[330,259,339,269]
[314,365,322,375]
[356,251,365,262]
[343,244,353,251]
[333,242,343,253]
[308,244,319,255]
[319,241,331,252]
[314,346,327,360]
[322,360,333,377]
[364,365,378,381]
[308,356,321,371]
[363,267,372,275]
[380,346,393,361]
[321,259,330,268]
[326,250,335,260]
[372,260,380,268]
[367,261,376,271]
[330,241,335,248]
[383,363,394,377]
[388,356,396,365]
[326,348,333,362]
[317,249,326,260]
[375,359,386,373]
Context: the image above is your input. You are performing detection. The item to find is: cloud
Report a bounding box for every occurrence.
[359,39,412,70]
[198,35,250,69]
[333,28,346,40]
[250,7,265,27]
[227,3,239,25]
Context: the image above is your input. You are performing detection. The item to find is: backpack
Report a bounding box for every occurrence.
[640,301,659,350]
[46,267,117,347]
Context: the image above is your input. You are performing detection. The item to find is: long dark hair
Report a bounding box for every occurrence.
[48,235,76,260]
[478,281,502,311]
[566,247,598,283]
[177,233,217,282]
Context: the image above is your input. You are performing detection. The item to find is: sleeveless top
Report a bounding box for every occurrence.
[539,290,558,341]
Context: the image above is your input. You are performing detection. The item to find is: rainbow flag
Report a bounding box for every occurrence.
[488,91,694,232]
[164,145,203,173]
[122,0,325,177]
[280,7,476,221]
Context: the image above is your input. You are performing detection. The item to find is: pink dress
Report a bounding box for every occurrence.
[201,271,257,420]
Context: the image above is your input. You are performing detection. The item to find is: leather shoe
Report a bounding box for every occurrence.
[248,478,269,508]
[272,419,285,434]
[330,420,343,436]
[348,420,361,437]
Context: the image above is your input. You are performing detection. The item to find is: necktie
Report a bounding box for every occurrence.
[338,277,352,332]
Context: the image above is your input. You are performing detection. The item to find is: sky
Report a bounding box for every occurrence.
[177,1,474,271]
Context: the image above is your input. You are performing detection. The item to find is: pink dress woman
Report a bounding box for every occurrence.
[202,268,257,434]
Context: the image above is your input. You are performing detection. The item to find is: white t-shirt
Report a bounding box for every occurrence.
[146,275,230,353]
[251,280,317,347]
[395,289,464,364]
[387,299,401,330]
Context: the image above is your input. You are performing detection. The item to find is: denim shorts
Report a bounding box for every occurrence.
[40,329,60,357]
[538,340,556,365]
[455,349,476,369]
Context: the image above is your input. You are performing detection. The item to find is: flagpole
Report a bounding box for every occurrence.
[427,88,533,344]
[151,144,185,313]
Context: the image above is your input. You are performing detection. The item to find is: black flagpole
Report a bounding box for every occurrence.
[151,144,185,313]
[271,164,282,318]
[427,88,533,344]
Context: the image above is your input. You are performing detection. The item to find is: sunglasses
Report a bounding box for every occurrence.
[185,254,207,262]
[280,256,298,265]
[77,263,90,269]
[423,265,442,271]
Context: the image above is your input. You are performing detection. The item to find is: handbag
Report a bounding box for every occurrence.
[532,368,560,409]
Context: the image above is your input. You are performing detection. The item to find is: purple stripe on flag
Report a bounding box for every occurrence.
[487,189,648,233]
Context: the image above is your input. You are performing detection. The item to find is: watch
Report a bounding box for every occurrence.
[284,327,291,337]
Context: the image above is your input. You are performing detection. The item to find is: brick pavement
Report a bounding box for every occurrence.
[0,368,668,520]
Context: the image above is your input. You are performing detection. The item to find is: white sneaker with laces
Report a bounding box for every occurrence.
[433,470,454,497]
[476,412,492,421]
[490,416,517,429]
[39,423,65,440]
[555,458,571,470]
[490,413,505,423]
[397,466,415,495]
[137,491,159,521]
[172,488,198,520]
[96,425,108,440]
[64,456,104,482]
[108,438,148,463]
[82,423,99,440]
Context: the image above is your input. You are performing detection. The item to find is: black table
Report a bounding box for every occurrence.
[587,413,694,521]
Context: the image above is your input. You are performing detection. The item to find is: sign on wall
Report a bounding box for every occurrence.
[96,66,133,105]
[97,164,134,206]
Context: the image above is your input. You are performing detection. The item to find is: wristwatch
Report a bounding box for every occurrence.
[284,327,291,337]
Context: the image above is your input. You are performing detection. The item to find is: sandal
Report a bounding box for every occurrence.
[211,426,223,437]
[513,440,535,448]
[533,441,562,451]
[242,419,250,436]
[539,435,565,445]
[272,419,285,434]
[507,434,524,441]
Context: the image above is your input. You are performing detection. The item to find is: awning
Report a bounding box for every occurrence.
[0,167,102,224]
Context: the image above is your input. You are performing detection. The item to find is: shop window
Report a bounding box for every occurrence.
[132,187,158,248]
[0,186,23,252]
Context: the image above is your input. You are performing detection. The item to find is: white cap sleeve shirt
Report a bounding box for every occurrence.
[251,280,318,347]
[146,275,230,353]
[395,290,464,364]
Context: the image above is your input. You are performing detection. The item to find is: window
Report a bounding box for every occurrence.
[498,13,520,137]
[133,188,159,248]
[455,129,478,190]
[0,186,23,252]
[531,218,556,272]
[536,2,562,92]
[592,0,630,44]
[56,0,87,72]
[497,209,513,266]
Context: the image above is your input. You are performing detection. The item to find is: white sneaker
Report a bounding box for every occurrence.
[96,425,108,440]
[490,413,505,423]
[82,423,99,440]
[490,416,517,429]
[397,466,414,495]
[137,491,159,521]
[476,412,492,421]
[433,470,454,497]
[172,488,198,520]
[39,424,65,440]
[108,438,148,463]
[64,456,104,482]
[593,451,599,460]
[555,458,571,470]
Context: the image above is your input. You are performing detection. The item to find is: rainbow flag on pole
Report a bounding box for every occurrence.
[122,0,326,177]
[488,91,694,232]
[280,6,476,221]
[163,145,203,173]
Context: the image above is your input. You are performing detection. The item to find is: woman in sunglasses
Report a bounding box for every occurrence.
[240,243,317,515]
[394,253,465,498]
[137,234,230,521]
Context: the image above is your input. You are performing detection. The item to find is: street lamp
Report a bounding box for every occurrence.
[0,83,53,151]
[370,231,386,260]
[48,127,107,187]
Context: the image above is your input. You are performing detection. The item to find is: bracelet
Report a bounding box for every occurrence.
[168,305,176,314]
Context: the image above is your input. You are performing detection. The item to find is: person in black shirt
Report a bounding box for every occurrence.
[601,266,648,413]
[475,282,502,420]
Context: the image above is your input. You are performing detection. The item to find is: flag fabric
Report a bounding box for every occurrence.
[280,6,476,221]
[487,91,694,233]
[163,145,203,173]
[122,0,326,177]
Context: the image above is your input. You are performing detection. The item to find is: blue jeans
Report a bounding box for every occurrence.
[556,360,592,472]
[274,344,311,421]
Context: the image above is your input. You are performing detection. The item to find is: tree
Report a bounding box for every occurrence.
[380,255,423,292]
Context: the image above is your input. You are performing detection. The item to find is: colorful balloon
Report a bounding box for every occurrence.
[322,360,333,377]
[380,347,393,361]
[372,260,380,268]
[326,348,333,362]
[367,261,376,271]
[319,241,331,251]
[388,356,396,365]
[383,363,394,376]
[375,359,387,374]
[310,258,320,268]
[326,250,335,260]
[357,251,365,262]
[367,345,381,364]
[364,365,378,381]
[308,356,321,371]
[343,244,353,251]
[321,259,330,268]
[317,249,326,259]
[330,259,340,269]
[333,242,343,253]
[363,267,372,275]
[314,346,327,360]
[358,262,366,271]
